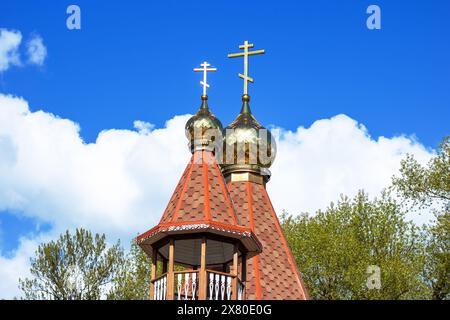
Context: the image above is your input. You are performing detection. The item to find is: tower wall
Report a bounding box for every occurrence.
[228,180,309,300]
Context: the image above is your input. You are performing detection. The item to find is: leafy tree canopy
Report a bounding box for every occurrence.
[19,228,124,300]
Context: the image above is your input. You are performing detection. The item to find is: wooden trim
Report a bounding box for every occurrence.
[150,247,157,300]
[232,244,238,300]
[198,237,207,300]
[174,269,199,275]
[151,272,168,283]
[241,253,247,300]
[166,239,175,300]
[205,269,237,278]
[202,152,212,221]
[254,255,262,299]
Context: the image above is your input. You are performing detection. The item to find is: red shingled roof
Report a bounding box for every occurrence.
[137,151,261,254]
[228,180,309,300]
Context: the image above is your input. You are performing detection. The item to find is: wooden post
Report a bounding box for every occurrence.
[232,244,239,300]
[150,247,157,300]
[166,239,175,300]
[198,237,207,300]
[241,253,247,300]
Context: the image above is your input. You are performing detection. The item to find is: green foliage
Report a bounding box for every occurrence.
[392,136,449,211]
[107,240,151,300]
[422,212,450,300]
[282,191,428,300]
[392,135,449,300]
[19,228,124,300]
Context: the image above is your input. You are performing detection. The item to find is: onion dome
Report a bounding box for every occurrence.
[185,95,223,154]
[221,94,276,179]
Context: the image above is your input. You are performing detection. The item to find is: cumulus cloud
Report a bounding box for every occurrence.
[0,237,38,297]
[26,34,47,66]
[0,94,190,238]
[0,94,434,298]
[0,29,22,72]
[268,115,433,224]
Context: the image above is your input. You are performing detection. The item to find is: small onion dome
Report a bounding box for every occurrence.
[222,94,276,176]
[185,95,223,153]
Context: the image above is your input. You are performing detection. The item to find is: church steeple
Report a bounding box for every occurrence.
[222,42,276,183]
[221,94,276,183]
[222,41,309,300]
[137,62,261,301]
[185,62,222,154]
[137,47,309,301]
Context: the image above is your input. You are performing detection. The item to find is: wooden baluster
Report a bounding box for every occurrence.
[220,275,226,300]
[156,280,160,300]
[226,277,231,300]
[163,276,167,300]
[177,274,182,300]
[214,274,219,300]
[184,273,190,300]
[191,273,197,300]
[209,273,214,300]
[158,279,163,300]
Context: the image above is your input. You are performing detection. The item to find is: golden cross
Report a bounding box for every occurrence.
[228,40,265,95]
[193,61,217,96]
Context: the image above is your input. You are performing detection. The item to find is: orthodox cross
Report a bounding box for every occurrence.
[228,40,265,95]
[194,61,217,96]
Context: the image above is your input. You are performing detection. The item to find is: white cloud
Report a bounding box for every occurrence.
[0,94,434,298]
[268,115,433,224]
[0,237,39,298]
[0,29,47,73]
[26,34,47,66]
[0,29,22,72]
[0,94,190,238]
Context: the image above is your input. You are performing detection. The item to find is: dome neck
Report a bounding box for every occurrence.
[200,95,209,111]
[239,94,251,115]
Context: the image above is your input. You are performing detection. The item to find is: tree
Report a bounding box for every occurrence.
[393,136,449,300]
[422,212,450,300]
[19,228,124,300]
[282,191,428,300]
[392,136,449,211]
[108,240,151,300]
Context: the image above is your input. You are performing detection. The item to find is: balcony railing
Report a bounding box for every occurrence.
[151,269,244,300]
[152,273,167,300]
[175,270,199,300]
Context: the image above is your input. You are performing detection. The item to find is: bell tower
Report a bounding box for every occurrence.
[222,41,309,299]
[137,43,310,300]
[137,62,262,300]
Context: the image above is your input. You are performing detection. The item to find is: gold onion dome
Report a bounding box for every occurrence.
[185,95,223,153]
[222,94,276,176]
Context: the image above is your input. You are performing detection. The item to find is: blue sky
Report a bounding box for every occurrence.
[0,0,448,296]
[1,0,449,146]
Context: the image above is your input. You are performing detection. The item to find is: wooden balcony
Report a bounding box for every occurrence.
[152,269,245,300]
[149,236,248,300]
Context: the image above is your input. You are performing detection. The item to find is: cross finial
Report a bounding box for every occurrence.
[193,61,217,96]
[228,40,265,96]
